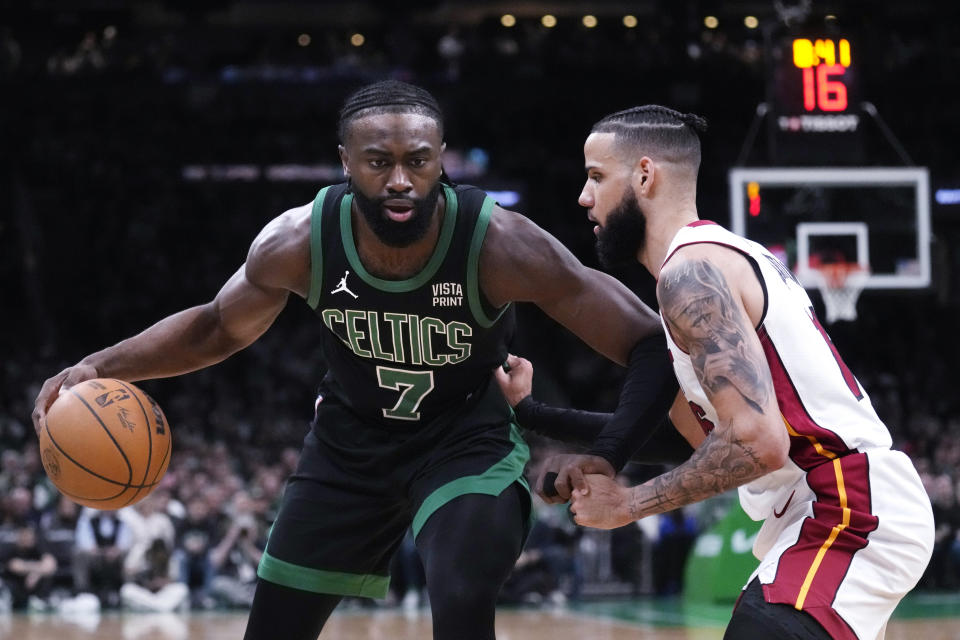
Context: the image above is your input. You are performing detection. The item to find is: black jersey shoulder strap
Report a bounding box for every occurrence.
[460,186,511,328]
[306,184,351,309]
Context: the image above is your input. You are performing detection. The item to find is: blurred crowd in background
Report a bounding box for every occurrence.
[0,431,707,613]
[3,0,960,614]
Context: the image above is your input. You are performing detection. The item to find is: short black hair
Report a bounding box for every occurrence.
[592,105,707,168]
[338,80,444,144]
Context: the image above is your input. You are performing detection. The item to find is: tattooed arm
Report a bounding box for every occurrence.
[570,246,789,529]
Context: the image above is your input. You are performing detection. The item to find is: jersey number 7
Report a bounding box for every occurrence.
[376,367,436,421]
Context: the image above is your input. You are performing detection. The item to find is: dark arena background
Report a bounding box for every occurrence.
[2,1,960,638]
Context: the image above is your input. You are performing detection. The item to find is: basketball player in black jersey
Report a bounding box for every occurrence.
[32,81,677,640]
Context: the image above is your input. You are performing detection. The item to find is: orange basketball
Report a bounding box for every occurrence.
[38,378,172,510]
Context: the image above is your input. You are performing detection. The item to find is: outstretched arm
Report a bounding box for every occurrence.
[32,204,311,433]
[570,245,788,529]
[481,207,676,500]
[497,355,692,465]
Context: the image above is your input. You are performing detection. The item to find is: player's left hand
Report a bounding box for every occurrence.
[32,363,100,435]
[570,473,635,530]
[494,354,533,407]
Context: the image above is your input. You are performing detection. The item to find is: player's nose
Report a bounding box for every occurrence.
[578,184,593,209]
[386,165,413,194]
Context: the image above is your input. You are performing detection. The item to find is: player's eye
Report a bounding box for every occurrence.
[409,158,428,168]
[369,159,388,168]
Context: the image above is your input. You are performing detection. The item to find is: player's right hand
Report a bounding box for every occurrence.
[32,363,100,435]
[494,354,533,407]
[570,473,634,530]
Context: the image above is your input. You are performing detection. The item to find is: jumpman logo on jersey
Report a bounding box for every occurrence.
[331,270,358,299]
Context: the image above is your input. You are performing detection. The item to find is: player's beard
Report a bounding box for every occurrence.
[596,187,647,269]
[352,181,443,248]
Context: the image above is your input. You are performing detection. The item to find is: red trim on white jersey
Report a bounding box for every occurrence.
[759,327,852,469]
[809,313,864,401]
[764,453,877,640]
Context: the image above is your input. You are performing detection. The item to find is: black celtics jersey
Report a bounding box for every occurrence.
[305,182,516,427]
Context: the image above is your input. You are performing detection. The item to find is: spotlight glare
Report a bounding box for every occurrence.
[623,15,638,28]
[744,16,759,29]
[350,33,365,47]
[704,16,719,29]
[501,14,516,27]
[297,33,311,47]
[541,14,557,28]
[582,15,597,28]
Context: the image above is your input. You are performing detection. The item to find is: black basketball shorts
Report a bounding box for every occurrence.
[725,577,833,640]
[257,383,531,598]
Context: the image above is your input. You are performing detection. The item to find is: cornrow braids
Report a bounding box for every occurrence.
[338,80,445,143]
[594,105,708,134]
[592,105,707,167]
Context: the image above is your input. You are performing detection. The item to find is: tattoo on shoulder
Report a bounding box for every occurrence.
[659,259,771,414]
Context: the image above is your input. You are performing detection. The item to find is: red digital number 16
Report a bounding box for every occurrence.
[802,64,848,112]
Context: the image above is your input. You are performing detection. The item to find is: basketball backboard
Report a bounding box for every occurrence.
[729,167,930,289]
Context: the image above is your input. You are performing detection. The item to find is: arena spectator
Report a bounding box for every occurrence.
[174,496,221,609]
[0,487,38,532]
[38,495,81,593]
[123,491,178,582]
[208,491,264,608]
[0,523,57,611]
[120,538,189,612]
[73,507,132,608]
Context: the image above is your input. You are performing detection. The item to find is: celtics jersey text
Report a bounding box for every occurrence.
[306,182,515,427]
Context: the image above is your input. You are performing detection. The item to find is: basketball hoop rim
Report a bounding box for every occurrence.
[813,262,870,289]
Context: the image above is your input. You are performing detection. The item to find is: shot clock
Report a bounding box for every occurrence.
[793,37,852,112]
[770,32,863,165]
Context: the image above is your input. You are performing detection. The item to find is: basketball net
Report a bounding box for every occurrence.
[809,263,869,324]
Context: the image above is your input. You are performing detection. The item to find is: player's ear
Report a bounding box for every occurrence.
[338,145,350,177]
[635,156,655,197]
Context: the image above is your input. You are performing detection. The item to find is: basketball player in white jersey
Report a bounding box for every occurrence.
[563,106,934,639]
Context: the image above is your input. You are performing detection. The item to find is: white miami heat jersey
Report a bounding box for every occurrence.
[659,221,892,521]
[659,222,932,640]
